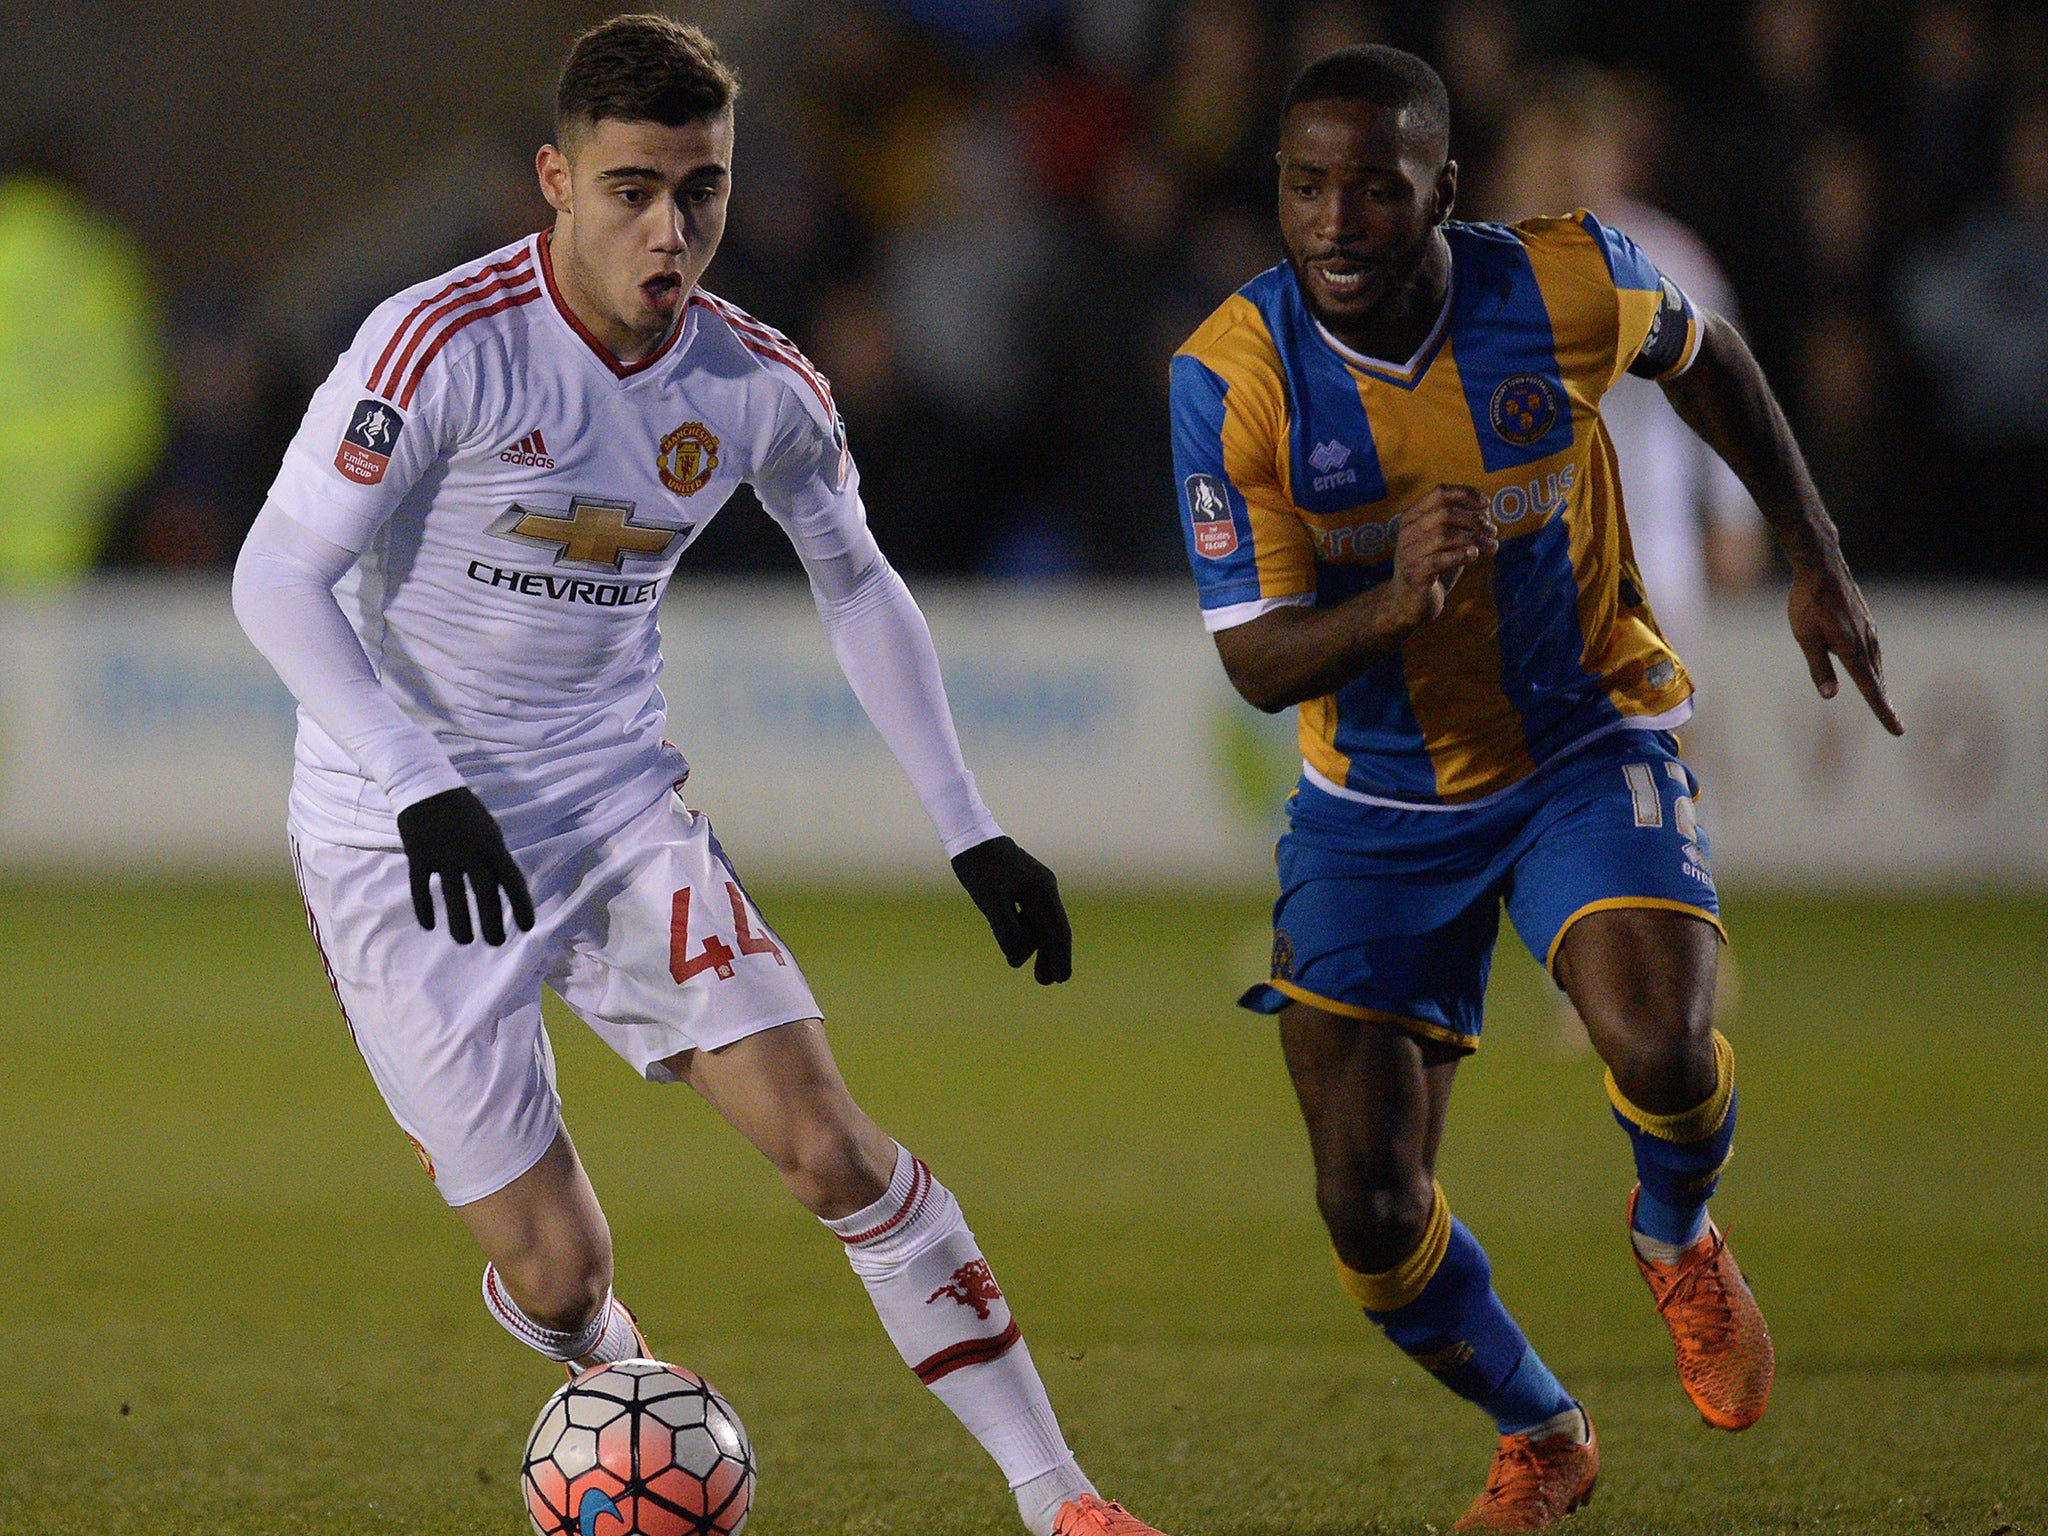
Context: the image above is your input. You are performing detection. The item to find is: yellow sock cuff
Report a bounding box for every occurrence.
[1607,1029,1734,1144]
[1333,1182,1450,1313]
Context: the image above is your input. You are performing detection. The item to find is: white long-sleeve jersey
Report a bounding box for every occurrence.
[236,231,1000,857]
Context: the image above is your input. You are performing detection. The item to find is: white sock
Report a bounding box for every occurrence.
[1528,1403,1591,1445]
[824,1144,1081,1509]
[1014,1458,1098,1536]
[482,1264,642,1367]
[1630,1213,1709,1268]
[573,1294,646,1368]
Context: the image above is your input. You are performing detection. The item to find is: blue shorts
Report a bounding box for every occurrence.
[1242,730,1724,1050]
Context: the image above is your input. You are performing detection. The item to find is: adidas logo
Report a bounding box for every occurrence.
[499,429,556,470]
[1308,439,1353,474]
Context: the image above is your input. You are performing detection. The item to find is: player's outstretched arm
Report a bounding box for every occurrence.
[751,364,1069,981]
[1212,485,1496,712]
[803,557,1072,985]
[1659,310,1903,735]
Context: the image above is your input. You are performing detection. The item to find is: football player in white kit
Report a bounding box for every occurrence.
[232,18,1169,1536]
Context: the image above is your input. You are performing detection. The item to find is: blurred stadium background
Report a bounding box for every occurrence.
[8,0,2048,588]
[1,1,2043,1532]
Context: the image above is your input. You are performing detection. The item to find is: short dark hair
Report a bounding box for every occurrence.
[1282,45,1451,162]
[555,14,740,145]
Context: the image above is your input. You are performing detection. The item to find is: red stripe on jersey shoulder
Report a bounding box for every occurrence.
[695,291,838,421]
[378,266,541,406]
[697,292,832,397]
[395,287,542,408]
[367,248,534,396]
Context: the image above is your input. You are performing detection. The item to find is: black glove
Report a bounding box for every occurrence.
[395,787,536,946]
[950,835,1072,984]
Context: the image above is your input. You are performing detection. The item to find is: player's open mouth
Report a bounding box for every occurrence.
[643,273,683,309]
[1314,261,1374,298]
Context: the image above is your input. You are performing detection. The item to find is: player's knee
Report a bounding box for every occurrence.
[1318,1167,1434,1273]
[774,1120,892,1220]
[533,1266,612,1335]
[1602,1008,1717,1113]
[502,1244,613,1334]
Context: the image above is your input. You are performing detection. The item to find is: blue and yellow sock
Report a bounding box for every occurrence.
[1335,1183,1576,1436]
[1610,1028,1737,1250]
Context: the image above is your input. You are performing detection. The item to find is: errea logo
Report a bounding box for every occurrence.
[1308,439,1358,493]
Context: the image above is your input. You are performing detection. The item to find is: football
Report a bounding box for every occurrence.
[521,1360,755,1536]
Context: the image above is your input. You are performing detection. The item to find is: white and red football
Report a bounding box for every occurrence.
[522,1360,754,1536]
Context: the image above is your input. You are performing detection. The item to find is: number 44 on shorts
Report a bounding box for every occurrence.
[670,881,786,984]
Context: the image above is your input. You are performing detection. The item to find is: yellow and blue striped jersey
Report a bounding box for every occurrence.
[1172,211,1702,807]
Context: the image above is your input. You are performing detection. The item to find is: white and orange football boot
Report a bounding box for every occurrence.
[1454,1407,1598,1532]
[1053,1494,1177,1536]
[1630,1188,1775,1429]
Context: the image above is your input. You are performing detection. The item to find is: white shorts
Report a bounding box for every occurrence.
[289,790,821,1207]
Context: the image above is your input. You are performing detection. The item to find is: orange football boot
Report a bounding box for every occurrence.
[1629,1187,1775,1430]
[1054,1494,1175,1536]
[566,1297,652,1381]
[1453,1409,1598,1532]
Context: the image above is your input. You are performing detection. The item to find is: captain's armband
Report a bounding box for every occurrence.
[1628,276,1700,382]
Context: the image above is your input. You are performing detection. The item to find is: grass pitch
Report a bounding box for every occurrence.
[0,879,2041,1535]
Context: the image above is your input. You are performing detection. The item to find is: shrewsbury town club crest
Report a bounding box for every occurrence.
[1488,374,1559,447]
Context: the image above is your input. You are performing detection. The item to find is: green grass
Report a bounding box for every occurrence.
[0,881,2042,1534]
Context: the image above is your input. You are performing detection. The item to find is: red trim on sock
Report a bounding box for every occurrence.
[912,1321,1022,1384]
[486,1265,562,1349]
[837,1158,931,1245]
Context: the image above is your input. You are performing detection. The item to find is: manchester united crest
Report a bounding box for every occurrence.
[659,421,720,496]
[404,1132,436,1183]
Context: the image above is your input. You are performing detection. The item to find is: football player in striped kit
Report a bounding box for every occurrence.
[1172,45,1901,1531]
[234,18,1166,1536]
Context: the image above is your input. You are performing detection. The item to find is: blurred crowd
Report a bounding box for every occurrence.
[3,0,2043,589]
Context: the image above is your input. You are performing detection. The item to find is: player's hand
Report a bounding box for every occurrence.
[1382,485,1497,634]
[395,787,537,946]
[950,835,1072,985]
[1788,559,1903,735]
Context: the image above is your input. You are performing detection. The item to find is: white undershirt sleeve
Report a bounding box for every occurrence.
[807,545,1005,858]
[232,501,466,812]
[750,378,1002,858]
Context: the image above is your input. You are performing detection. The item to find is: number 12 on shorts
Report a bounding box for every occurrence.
[670,881,786,984]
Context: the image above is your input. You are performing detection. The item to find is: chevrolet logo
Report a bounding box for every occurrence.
[485,496,691,572]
